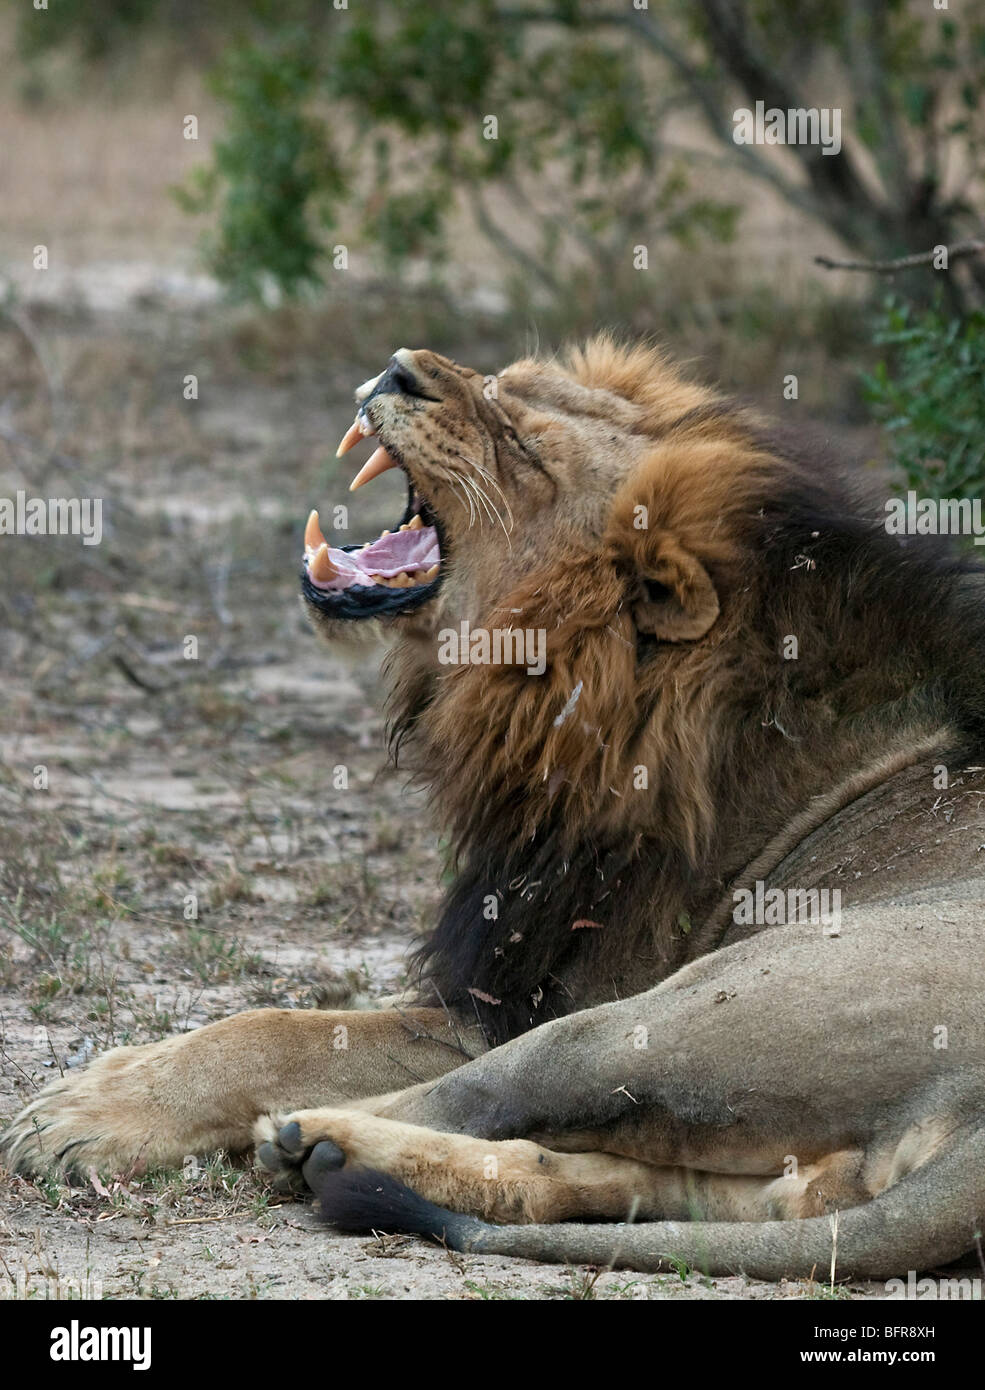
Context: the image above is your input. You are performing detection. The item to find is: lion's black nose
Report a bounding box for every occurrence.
[383,357,420,395]
[367,354,437,402]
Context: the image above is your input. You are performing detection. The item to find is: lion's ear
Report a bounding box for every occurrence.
[631,539,719,642]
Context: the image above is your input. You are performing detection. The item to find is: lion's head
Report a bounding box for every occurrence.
[300,340,743,643]
[303,338,985,1043]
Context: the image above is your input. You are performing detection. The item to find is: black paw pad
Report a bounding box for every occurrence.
[256,1141,284,1172]
[277,1121,305,1156]
[302,1140,346,1188]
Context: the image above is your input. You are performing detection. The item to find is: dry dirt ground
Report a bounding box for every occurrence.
[0,288,918,1304]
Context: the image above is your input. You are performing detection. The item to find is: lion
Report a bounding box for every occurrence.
[4,338,985,1280]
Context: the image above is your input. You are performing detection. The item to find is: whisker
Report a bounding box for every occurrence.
[453,451,515,548]
[471,461,515,531]
[460,475,491,531]
[464,474,495,527]
[448,475,477,528]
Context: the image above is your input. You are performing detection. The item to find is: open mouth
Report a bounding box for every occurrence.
[301,406,443,620]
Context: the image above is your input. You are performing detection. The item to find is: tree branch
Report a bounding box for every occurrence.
[694,0,890,245]
[814,239,985,272]
[467,185,563,296]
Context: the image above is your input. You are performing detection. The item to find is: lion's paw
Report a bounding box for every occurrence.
[1,1066,141,1179]
[1,1041,208,1178]
[253,1110,359,1194]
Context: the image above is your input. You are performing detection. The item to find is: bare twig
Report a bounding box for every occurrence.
[0,1038,42,1095]
[110,651,165,694]
[394,1001,475,1061]
[467,186,563,298]
[815,239,985,273]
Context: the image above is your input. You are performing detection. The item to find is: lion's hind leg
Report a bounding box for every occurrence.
[255,1107,646,1222]
[253,1107,861,1225]
[296,1120,985,1281]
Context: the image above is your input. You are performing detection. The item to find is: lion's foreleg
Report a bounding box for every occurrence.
[0,1006,482,1177]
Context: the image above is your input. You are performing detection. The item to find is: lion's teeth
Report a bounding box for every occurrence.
[336,409,380,458]
[369,565,438,589]
[350,446,398,492]
[309,543,337,583]
[407,514,423,530]
[336,418,364,457]
[304,509,327,552]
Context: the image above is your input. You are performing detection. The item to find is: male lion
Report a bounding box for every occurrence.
[4,339,985,1280]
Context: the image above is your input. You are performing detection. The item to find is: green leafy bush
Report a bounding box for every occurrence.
[863,298,985,501]
[175,35,341,300]
[168,5,739,303]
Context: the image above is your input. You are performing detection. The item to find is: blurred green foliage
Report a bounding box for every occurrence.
[10,0,985,488]
[174,34,342,300]
[863,298,985,502]
[18,0,985,313]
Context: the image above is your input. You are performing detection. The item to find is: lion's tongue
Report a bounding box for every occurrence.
[361,528,438,573]
[308,525,439,590]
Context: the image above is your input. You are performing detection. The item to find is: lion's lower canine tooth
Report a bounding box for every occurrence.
[424,564,439,579]
[305,509,327,552]
[309,543,337,583]
[408,514,423,529]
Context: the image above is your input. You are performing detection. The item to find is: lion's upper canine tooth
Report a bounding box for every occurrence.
[336,418,364,458]
[305,509,327,552]
[309,543,338,584]
[407,514,423,530]
[350,446,398,492]
[336,409,379,457]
